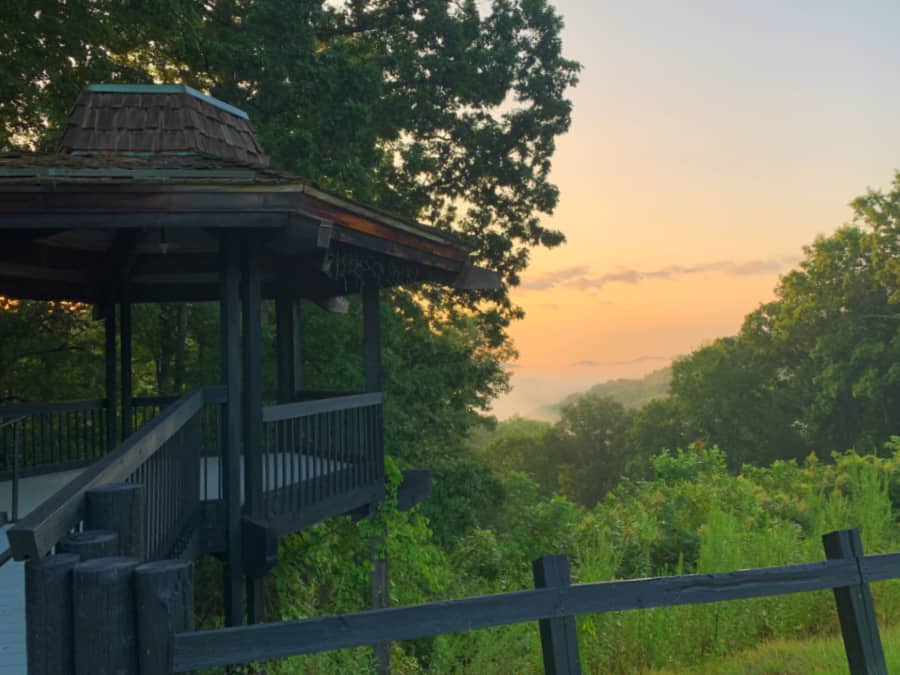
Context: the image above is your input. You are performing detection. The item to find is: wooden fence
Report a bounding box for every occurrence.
[172,528,894,675]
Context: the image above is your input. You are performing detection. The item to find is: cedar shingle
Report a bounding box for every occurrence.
[60,86,268,167]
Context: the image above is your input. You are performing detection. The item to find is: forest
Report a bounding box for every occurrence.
[2,1,900,672]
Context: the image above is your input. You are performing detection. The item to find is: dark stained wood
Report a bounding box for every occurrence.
[241,516,279,578]
[397,469,432,512]
[860,552,900,582]
[263,482,384,538]
[104,301,117,449]
[823,529,888,675]
[86,483,146,560]
[533,555,581,675]
[219,231,244,627]
[57,530,119,560]
[72,557,141,675]
[262,392,382,423]
[331,225,461,272]
[362,279,390,671]
[171,557,861,671]
[363,284,382,394]
[7,387,211,560]
[275,285,297,403]
[25,553,79,675]
[120,300,133,438]
[241,233,266,624]
[135,559,194,675]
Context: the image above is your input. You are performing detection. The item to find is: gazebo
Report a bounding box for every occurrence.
[0,84,498,631]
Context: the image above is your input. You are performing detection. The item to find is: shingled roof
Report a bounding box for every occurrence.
[61,84,268,167]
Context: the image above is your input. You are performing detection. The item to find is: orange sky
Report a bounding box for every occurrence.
[491,0,900,418]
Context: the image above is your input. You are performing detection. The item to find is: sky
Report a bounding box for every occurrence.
[490,0,900,418]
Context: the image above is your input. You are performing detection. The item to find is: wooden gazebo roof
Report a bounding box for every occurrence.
[0,85,498,304]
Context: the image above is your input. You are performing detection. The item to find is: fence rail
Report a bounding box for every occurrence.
[172,529,894,675]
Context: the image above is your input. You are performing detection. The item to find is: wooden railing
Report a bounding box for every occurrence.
[259,392,384,533]
[0,399,110,480]
[6,386,226,561]
[172,529,893,675]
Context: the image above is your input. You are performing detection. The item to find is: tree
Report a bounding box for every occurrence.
[629,174,900,464]
[546,394,634,505]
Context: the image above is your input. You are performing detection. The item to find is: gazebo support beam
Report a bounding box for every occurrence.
[219,232,244,627]
[241,235,265,624]
[275,286,302,402]
[120,300,132,439]
[103,302,117,449]
[363,282,390,675]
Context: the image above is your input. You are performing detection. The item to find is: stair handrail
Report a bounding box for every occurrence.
[5,386,226,561]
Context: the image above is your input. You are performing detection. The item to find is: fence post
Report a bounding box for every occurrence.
[57,530,119,559]
[72,557,141,674]
[25,553,80,675]
[822,529,888,675]
[532,555,582,675]
[135,560,194,675]
[87,482,146,560]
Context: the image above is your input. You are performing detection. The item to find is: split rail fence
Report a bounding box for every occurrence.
[172,528,894,675]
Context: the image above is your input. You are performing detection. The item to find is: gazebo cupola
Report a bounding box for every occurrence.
[1,84,498,630]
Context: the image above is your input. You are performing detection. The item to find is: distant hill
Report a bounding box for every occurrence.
[537,366,672,420]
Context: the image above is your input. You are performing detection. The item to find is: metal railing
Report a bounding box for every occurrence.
[261,393,384,520]
[6,386,225,562]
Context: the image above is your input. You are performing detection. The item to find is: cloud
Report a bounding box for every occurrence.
[519,265,589,290]
[572,355,676,367]
[521,256,798,292]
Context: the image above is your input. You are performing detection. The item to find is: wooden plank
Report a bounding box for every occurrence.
[533,555,581,675]
[171,557,859,671]
[264,482,383,538]
[6,388,206,560]
[823,529,888,675]
[262,393,383,423]
[860,552,900,583]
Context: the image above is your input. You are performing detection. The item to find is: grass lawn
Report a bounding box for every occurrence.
[651,621,900,674]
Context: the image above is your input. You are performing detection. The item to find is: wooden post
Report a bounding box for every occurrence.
[823,529,888,675]
[135,560,194,675]
[104,302,117,450]
[275,285,297,403]
[363,281,390,674]
[87,482,146,560]
[220,231,244,627]
[533,554,582,675]
[293,300,304,394]
[26,553,80,675]
[57,530,119,560]
[120,300,133,439]
[241,235,266,624]
[72,556,141,675]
